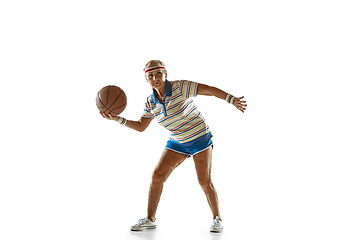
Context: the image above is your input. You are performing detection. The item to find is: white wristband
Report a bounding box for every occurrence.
[117,117,127,125]
[226,94,235,105]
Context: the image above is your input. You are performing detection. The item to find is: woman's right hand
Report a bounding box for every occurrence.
[100,111,120,121]
[233,96,247,113]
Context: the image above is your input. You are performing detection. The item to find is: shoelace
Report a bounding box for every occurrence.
[211,217,221,227]
[135,218,149,226]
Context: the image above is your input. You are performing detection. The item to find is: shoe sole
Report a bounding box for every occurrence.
[131,226,157,231]
[210,228,223,233]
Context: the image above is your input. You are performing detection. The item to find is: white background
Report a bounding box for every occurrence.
[1,0,359,239]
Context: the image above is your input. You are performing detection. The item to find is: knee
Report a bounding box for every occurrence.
[151,169,168,185]
[198,177,213,190]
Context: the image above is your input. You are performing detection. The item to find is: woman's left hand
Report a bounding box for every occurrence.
[100,111,120,121]
[233,96,247,113]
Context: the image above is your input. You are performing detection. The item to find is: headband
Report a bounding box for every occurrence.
[144,66,165,73]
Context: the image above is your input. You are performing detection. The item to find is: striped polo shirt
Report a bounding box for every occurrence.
[142,80,211,143]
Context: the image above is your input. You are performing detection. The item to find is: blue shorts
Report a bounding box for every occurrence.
[165,132,213,158]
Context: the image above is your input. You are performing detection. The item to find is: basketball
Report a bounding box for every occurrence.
[96,85,127,116]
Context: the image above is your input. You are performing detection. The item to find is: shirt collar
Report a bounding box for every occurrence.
[152,80,172,103]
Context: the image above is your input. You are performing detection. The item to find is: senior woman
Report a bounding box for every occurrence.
[100,60,247,232]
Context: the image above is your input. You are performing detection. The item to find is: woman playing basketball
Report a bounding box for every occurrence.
[100,60,247,232]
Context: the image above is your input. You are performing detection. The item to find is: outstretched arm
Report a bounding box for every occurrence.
[100,112,153,132]
[197,83,247,113]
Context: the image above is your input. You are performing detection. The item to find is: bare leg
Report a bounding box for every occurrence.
[193,147,221,220]
[147,149,187,221]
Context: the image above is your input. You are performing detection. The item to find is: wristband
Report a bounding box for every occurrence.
[226,94,235,105]
[117,117,127,125]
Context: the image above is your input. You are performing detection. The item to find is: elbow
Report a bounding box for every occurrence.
[137,128,145,132]
[136,125,147,132]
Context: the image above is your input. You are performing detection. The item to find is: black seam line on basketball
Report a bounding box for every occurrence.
[97,91,106,107]
[96,104,106,109]
[109,102,126,114]
[98,101,112,113]
[100,86,113,113]
[110,109,125,115]
[102,101,120,114]
[107,89,123,112]
[102,103,113,113]
[97,90,106,107]
[110,102,127,110]
[106,86,110,106]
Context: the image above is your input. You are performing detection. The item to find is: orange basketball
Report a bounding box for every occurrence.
[96,85,127,116]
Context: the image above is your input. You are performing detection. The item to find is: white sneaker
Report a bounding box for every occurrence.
[130,218,157,231]
[210,216,223,233]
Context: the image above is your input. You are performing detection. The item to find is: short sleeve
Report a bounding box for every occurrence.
[180,80,199,99]
[141,99,155,119]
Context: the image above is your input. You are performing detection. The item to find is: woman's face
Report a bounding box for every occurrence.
[145,69,167,89]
